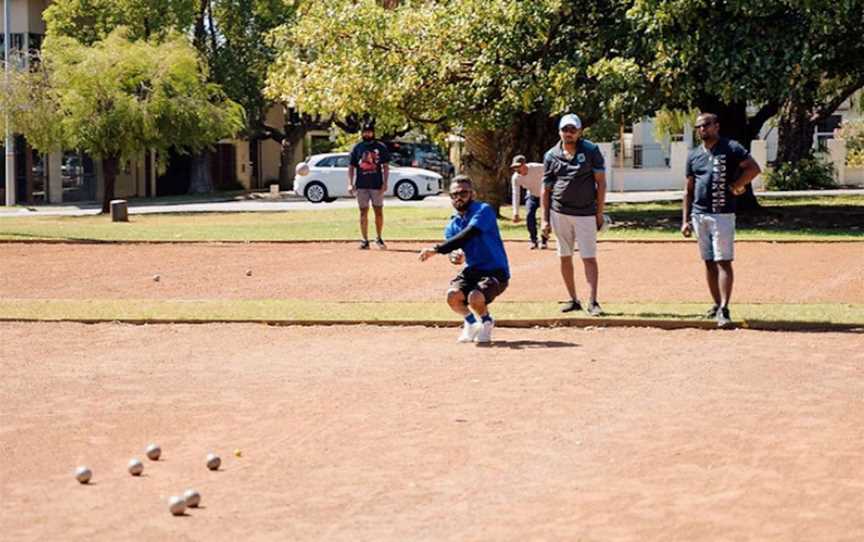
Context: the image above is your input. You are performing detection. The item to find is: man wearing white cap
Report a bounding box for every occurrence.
[540,113,607,316]
[509,154,549,249]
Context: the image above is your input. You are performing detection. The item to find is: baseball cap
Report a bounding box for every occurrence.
[559,114,582,130]
[361,120,375,132]
[510,154,527,169]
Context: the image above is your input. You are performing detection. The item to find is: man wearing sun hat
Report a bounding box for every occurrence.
[540,113,607,316]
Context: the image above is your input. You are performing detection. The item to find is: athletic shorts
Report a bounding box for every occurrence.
[356,188,384,209]
[550,211,597,258]
[449,268,509,305]
[692,213,735,261]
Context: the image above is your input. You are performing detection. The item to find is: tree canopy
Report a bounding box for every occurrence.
[2,29,244,211]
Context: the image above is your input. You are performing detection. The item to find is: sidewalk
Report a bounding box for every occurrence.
[1,188,862,217]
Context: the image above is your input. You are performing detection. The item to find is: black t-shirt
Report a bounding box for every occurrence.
[349,140,391,189]
[686,138,751,214]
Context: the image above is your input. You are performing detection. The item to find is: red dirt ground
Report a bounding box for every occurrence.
[1,323,862,540]
[0,241,861,303]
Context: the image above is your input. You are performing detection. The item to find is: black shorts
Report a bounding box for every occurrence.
[449,268,509,304]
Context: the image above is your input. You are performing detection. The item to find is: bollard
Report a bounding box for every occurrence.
[269,183,280,197]
[110,199,129,222]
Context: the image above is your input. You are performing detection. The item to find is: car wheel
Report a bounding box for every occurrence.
[304,181,328,203]
[395,180,418,201]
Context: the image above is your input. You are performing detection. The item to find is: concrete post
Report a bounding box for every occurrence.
[826,139,847,185]
[750,139,768,191]
[597,142,615,193]
[683,121,694,149]
[47,151,63,203]
[669,142,688,187]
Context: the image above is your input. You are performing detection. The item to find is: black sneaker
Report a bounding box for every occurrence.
[704,304,720,319]
[529,242,539,250]
[561,299,583,313]
[375,238,387,250]
[359,239,370,250]
[716,307,732,328]
[540,236,549,250]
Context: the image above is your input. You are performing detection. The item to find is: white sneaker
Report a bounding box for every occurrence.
[457,321,480,343]
[475,319,494,343]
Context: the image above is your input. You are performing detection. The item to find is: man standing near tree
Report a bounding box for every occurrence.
[681,112,761,328]
[541,113,607,316]
[348,121,390,249]
[510,154,549,250]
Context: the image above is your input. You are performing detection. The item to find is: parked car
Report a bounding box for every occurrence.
[294,152,442,203]
[384,141,455,180]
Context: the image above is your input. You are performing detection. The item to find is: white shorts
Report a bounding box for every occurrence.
[550,211,597,258]
[693,213,735,261]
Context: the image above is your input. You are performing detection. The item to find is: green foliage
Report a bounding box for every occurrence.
[266,0,649,134]
[2,29,244,162]
[838,120,864,167]
[764,157,837,191]
[652,108,698,142]
[43,0,195,44]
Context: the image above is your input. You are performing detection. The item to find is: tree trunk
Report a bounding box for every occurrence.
[187,152,213,194]
[776,99,817,165]
[462,127,516,215]
[101,155,118,214]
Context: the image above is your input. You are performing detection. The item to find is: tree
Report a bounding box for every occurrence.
[44,0,300,192]
[627,0,864,203]
[2,30,244,213]
[267,0,649,210]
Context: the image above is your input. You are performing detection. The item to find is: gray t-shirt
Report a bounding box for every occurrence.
[542,139,605,216]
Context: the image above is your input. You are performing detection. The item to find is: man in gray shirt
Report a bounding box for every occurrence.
[540,114,607,316]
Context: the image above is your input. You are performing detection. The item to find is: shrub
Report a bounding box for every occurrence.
[764,157,836,191]
[838,120,864,167]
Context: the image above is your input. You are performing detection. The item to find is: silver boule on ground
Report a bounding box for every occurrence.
[74,466,92,484]
[183,489,201,507]
[127,458,144,476]
[145,443,161,461]
[168,495,187,516]
[206,453,221,471]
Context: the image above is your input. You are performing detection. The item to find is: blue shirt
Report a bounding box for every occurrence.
[444,201,510,278]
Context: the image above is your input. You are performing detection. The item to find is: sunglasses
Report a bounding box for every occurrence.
[449,190,471,199]
[560,126,579,133]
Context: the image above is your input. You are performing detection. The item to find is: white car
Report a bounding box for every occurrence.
[294,152,442,203]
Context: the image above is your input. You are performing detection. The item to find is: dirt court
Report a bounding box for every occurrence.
[1,322,862,541]
[0,241,862,303]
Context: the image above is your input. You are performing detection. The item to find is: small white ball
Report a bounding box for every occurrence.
[168,495,187,516]
[145,443,161,461]
[128,458,144,476]
[448,249,464,265]
[206,453,221,471]
[75,466,92,484]
[183,489,201,508]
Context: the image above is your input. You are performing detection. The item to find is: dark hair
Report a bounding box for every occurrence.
[698,112,719,125]
[450,175,473,189]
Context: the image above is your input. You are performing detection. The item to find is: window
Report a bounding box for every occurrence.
[316,157,336,167]
[334,156,351,167]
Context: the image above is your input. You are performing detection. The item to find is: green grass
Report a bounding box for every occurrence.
[0,195,861,242]
[1,299,861,329]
